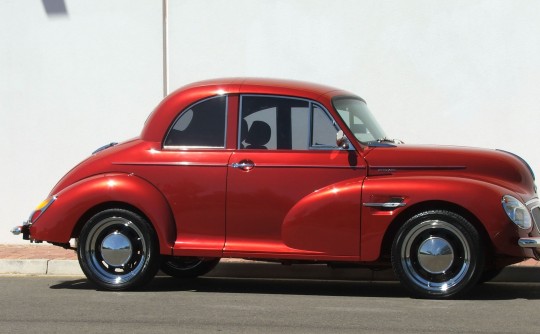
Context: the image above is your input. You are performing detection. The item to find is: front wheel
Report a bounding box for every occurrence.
[77,208,160,290]
[161,257,220,278]
[391,210,484,299]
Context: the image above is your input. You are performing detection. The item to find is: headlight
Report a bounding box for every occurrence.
[29,196,56,223]
[502,195,532,229]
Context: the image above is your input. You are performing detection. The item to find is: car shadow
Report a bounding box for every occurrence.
[49,276,540,300]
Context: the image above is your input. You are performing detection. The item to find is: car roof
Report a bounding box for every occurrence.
[141,77,356,142]
[180,77,346,96]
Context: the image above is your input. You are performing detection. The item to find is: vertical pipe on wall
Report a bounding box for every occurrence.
[162,0,169,97]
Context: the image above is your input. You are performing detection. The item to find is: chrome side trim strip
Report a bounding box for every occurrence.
[245,164,365,170]
[363,202,406,208]
[370,165,466,172]
[113,162,228,167]
[113,161,363,169]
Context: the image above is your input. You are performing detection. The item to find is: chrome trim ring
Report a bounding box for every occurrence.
[401,220,471,293]
[84,217,146,285]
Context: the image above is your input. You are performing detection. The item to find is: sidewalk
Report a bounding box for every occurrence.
[1,244,540,282]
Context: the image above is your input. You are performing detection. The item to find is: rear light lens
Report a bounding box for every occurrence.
[29,196,56,223]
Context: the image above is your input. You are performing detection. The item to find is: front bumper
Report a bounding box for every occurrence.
[518,199,540,260]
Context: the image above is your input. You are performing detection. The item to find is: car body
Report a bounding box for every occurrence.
[12,78,540,298]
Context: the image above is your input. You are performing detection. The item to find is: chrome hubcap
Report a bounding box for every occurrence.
[417,237,454,274]
[401,219,471,293]
[100,232,133,267]
[83,216,147,285]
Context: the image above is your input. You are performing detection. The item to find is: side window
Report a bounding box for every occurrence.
[311,105,339,148]
[164,96,226,148]
[239,95,340,150]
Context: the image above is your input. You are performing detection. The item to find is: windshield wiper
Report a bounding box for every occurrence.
[376,137,404,144]
[365,137,404,147]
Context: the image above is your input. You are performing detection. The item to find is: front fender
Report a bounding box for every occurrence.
[282,177,363,258]
[30,173,175,255]
[361,176,531,261]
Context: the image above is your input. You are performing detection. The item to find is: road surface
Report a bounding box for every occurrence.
[2,276,540,333]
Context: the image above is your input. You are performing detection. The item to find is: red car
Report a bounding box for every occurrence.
[12,78,539,298]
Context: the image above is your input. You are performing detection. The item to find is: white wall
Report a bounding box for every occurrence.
[0,0,163,243]
[168,0,540,164]
[1,0,539,243]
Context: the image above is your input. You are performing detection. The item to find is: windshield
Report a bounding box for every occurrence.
[332,97,386,144]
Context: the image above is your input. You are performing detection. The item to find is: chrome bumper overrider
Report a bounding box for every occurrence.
[519,237,540,260]
[10,222,31,240]
[519,199,540,259]
[518,237,540,248]
[10,226,22,235]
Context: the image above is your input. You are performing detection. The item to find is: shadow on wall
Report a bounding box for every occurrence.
[42,0,68,16]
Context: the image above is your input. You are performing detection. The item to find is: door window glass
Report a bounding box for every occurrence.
[311,105,339,148]
[239,95,340,150]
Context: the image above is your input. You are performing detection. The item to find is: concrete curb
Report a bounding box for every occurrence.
[0,259,83,276]
[1,259,539,283]
[0,259,49,275]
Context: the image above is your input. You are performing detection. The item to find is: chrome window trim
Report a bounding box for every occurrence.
[163,145,226,150]
[238,94,348,151]
[163,95,228,150]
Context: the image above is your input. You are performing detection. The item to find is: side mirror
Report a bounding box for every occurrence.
[336,130,350,149]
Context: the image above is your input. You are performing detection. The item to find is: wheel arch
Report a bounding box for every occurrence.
[379,200,493,261]
[31,173,176,255]
[67,174,177,255]
[73,201,159,243]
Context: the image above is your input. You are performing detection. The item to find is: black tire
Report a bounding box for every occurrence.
[77,208,160,290]
[391,210,484,299]
[161,257,220,278]
[478,268,503,283]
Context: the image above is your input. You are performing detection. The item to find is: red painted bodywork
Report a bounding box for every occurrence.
[26,78,538,266]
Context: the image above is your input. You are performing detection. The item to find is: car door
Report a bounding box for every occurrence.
[225,95,366,260]
[155,95,232,257]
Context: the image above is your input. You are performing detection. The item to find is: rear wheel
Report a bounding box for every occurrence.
[77,208,160,290]
[161,257,220,278]
[391,210,484,299]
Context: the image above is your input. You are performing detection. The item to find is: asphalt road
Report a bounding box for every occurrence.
[2,276,540,333]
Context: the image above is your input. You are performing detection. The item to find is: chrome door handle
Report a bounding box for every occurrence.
[231,159,255,171]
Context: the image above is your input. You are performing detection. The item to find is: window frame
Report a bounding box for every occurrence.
[238,94,344,151]
[163,95,228,150]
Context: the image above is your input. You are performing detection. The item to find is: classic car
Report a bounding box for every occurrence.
[12,78,539,299]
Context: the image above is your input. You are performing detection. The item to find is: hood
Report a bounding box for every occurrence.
[364,144,536,197]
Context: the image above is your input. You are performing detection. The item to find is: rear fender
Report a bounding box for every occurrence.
[30,173,175,255]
